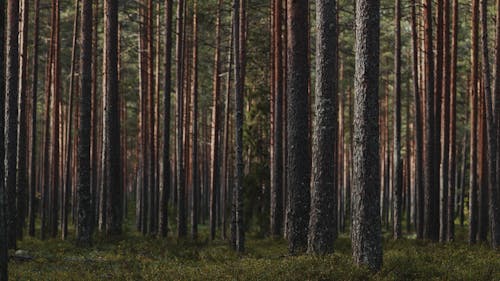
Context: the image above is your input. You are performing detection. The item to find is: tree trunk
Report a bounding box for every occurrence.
[447,0,458,241]
[232,0,245,253]
[307,0,337,255]
[104,0,122,235]
[352,0,382,271]
[210,0,222,241]
[63,0,80,241]
[480,0,500,249]
[159,0,173,238]
[77,0,93,247]
[0,0,8,277]
[286,0,310,255]
[190,0,199,240]
[392,0,402,240]
[5,0,19,248]
[270,0,284,238]
[469,0,479,244]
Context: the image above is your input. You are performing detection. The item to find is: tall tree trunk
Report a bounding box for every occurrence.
[469,0,479,244]
[5,0,19,248]
[232,0,245,253]
[77,0,93,247]
[175,0,187,238]
[159,0,173,238]
[50,0,61,238]
[307,0,337,254]
[210,0,222,241]
[270,0,284,238]
[410,0,423,239]
[104,0,122,235]
[423,0,438,241]
[28,0,40,238]
[392,0,402,240]
[16,0,30,241]
[439,0,451,243]
[63,0,80,241]
[90,0,99,234]
[352,0,382,271]
[480,0,500,249]
[447,0,458,241]
[0,0,7,277]
[286,0,310,255]
[190,0,199,240]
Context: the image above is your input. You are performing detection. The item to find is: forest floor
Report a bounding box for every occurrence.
[8,221,500,281]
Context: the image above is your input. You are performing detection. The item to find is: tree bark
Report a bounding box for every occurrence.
[77,0,93,247]
[307,0,337,255]
[190,0,199,240]
[159,0,173,238]
[352,0,382,271]
[286,0,310,255]
[480,0,500,249]
[0,0,8,277]
[392,0,402,240]
[5,0,19,248]
[104,0,122,235]
[469,0,479,244]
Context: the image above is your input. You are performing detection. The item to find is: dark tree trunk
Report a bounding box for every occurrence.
[232,0,245,252]
[63,0,80,241]
[28,0,40,238]
[190,0,199,240]
[286,0,310,255]
[104,0,122,235]
[469,0,479,244]
[159,0,173,238]
[307,0,337,255]
[410,0,423,239]
[0,0,7,277]
[447,0,458,241]
[210,0,222,241]
[90,0,99,234]
[392,0,402,240]
[423,0,438,242]
[270,0,284,238]
[17,0,30,241]
[175,0,187,238]
[352,0,382,271]
[5,0,19,249]
[480,0,500,249]
[77,0,93,247]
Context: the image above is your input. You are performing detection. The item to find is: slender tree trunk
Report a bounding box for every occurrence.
[5,0,20,248]
[77,0,93,247]
[0,0,7,277]
[270,0,284,238]
[159,0,173,238]
[480,0,500,249]
[410,0,423,239]
[286,0,310,255]
[448,0,458,241]
[104,0,122,235]
[16,0,30,241]
[352,0,382,271]
[469,0,479,244]
[307,0,337,254]
[175,0,187,238]
[209,0,222,241]
[90,0,99,234]
[63,0,80,241]
[190,0,199,240]
[392,0,402,240]
[28,0,40,238]
[439,0,451,243]
[232,0,245,252]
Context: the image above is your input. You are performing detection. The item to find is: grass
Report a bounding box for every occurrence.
[8,222,500,281]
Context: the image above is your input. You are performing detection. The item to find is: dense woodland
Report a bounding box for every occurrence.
[0,0,499,279]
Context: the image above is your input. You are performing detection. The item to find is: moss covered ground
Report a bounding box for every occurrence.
[8,222,500,281]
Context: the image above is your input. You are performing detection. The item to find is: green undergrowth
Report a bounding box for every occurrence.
[8,225,500,280]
